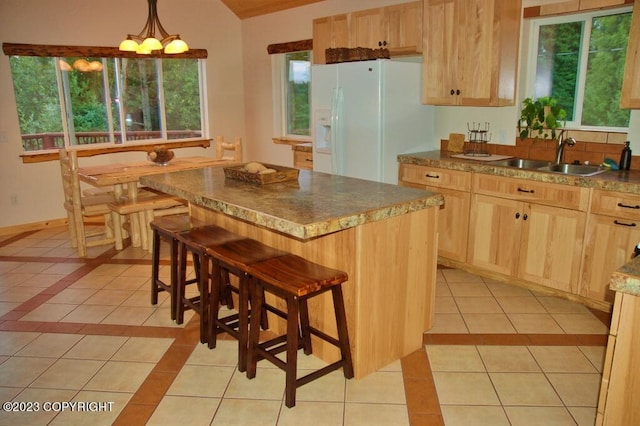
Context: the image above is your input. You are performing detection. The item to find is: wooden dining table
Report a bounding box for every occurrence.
[78,156,232,197]
[77,156,234,249]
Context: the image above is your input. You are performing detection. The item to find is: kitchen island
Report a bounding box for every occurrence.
[141,166,443,378]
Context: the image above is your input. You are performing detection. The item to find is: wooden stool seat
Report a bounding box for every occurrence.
[205,238,287,370]
[246,254,354,408]
[149,214,208,321]
[174,226,244,343]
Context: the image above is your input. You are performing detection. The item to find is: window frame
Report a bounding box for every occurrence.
[3,43,210,156]
[524,6,633,133]
[272,50,313,142]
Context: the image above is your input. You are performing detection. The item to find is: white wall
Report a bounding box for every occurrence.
[0,0,244,228]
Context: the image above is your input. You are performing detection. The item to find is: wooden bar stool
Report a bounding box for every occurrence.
[175,226,244,344]
[149,214,207,321]
[205,238,287,371]
[245,254,354,408]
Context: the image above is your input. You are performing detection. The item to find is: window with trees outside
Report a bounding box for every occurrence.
[8,55,204,152]
[283,51,311,137]
[527,7,632,131]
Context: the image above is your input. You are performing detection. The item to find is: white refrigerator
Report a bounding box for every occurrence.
[311,59,434,184]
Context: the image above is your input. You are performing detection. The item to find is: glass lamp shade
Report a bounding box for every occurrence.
[119,38,139,52]
[140,37,163,52]
[164,38,189,54]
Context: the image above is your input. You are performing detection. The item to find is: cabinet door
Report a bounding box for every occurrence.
[350,8,385,50]
[581,214,640,304]
[385,1,423,54]
[422,0,521,106]
[621,1,640,107]
[422,0,460,105]
[427,186,470,262]
[518,204,586,293]
[313,14,348,64]
[468,194,522,275]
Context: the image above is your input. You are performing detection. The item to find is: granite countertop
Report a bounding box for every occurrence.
[398,150,640,194]
[610,256,640,297]
[140,167,443,240]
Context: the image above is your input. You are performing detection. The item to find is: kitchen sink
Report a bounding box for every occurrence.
[489,158,552,169]
[537,163,610,176]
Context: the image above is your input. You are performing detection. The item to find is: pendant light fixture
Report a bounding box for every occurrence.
[119,0,188,55]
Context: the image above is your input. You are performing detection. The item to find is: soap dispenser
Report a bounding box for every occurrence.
[620,141,632,171]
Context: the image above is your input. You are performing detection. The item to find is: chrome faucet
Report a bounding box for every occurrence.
[555,130,576,164]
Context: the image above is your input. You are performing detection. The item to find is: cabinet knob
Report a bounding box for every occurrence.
[456,89,461,95]
[515,212,520,219]
[523,213,528,221]
[450,89,455,96]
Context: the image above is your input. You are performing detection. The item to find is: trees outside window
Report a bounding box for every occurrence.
[284,51,311,137]
[529,8,632,130]
[8,55,204,152]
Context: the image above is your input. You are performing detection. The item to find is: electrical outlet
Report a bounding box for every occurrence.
[10,194,18,205]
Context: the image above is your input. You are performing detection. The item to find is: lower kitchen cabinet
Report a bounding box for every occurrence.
[581,189,640,304]
[468,174,588,293]
[399,164,470,262]
[596,290,640,425]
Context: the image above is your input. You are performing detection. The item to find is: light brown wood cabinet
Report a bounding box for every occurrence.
[293,149,313,170]
[596,290,640,425]
[399,164,470,262]
[621,0,640,108]
[581,190,640,303]
[421,0,521,106]
[312,14,348,65]
[312,2,422,65]
[468,174,588,292]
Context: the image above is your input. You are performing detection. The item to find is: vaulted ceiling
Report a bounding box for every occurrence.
[220,0,324,19]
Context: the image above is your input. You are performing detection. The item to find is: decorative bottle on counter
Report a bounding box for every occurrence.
[620,141,632,171]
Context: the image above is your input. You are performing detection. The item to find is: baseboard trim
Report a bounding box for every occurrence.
[0,218,68,236]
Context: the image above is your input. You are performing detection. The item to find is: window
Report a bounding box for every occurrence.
[8,55,205,152]
[282,51,311,137]
[527,7,632,130]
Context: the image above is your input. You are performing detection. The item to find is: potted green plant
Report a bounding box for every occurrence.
[518,96,567,140]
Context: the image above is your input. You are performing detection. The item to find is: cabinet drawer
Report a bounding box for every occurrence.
[293,151,313,170]
[473,174,589,211]
[591,189,640,221]
[399,164,471,191]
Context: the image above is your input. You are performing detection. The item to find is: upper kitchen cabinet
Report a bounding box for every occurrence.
[422,0,522,106]
[312,2,423,65]
[313,14,348,65]
[621,0,640,108]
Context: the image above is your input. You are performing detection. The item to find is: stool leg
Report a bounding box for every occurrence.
[208,260,222,349]
[247,278,263,380]
[237,274,250,372]
[284,295,300,408]
[176,242,187,325]
[168,239,179,321]
[332,286,354,379]
[151,230,161,306]
[198,253,210,345]
[298,299,313,355]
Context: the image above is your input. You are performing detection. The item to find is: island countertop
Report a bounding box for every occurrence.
[140,166,444,240]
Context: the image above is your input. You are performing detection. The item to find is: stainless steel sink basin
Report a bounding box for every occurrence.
[489,158,552,169]
[537,163,609,176]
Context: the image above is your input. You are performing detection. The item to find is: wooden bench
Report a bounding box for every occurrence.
[108,195,188,251]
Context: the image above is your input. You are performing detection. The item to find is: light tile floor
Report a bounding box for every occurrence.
[0,226,610,425]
